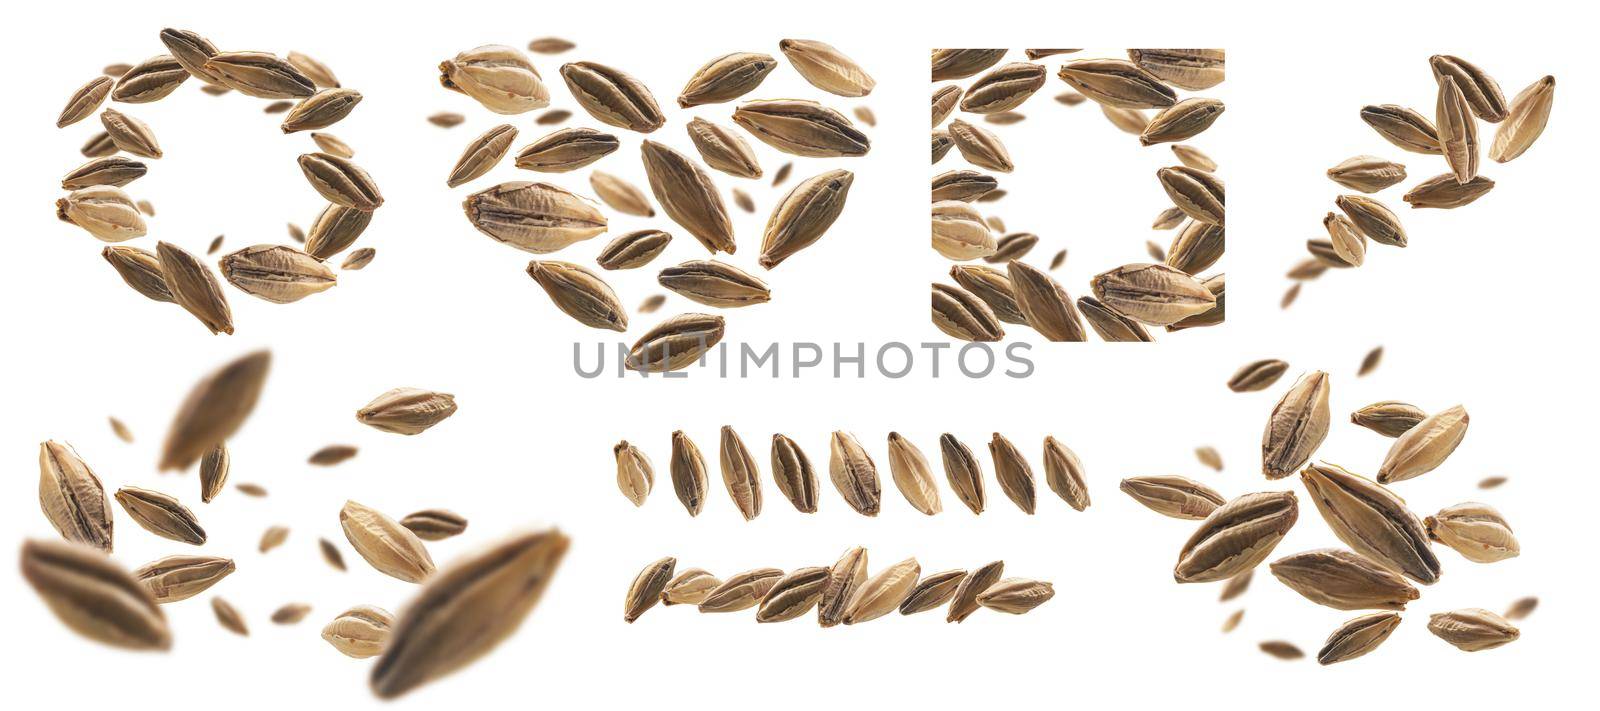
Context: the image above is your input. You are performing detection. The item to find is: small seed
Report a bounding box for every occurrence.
[1229,359,1289,392]
[399,509,468,541]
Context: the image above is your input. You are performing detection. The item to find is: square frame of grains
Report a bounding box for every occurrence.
[932,48,1226,343]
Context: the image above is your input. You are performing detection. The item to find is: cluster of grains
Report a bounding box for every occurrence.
[1283,55,1555,308]
[26,349,567,699]
[57,30,384,335]
[439,38,873,372]
[623,551,1053,624]
[1121,358,1528,664]
[931,49,1226,342]
[614,428,1090,518]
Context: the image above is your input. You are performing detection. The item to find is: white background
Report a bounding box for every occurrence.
[3,0,1596,708]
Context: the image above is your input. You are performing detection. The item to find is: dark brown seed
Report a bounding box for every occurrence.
[399,510,468,541]
[1174,491,1299,583]
[101,246,173,302]
[559,62,665,133]
[950,265,1025,324]
[1078,296,1153,342]
[939,434,986,515]
[115,487,205,545]
[898,569,967,615]
[1259,641,1305,660]
[932,283,1004,342]
[771,434,819,513]
[1358,347,1383,376]
[309,445,358,466]
[1229,359,1289,392]
[1318,612,1402,665]
[20,539,170,649]
[1361,105,1442,155]
[670,431,708,516]
[755,566,830,623]
[596,230,672,270]
[320,539,347,571]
